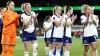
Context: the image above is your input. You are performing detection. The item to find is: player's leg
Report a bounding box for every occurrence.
[23,42,29,56]
[91,43,97,56]
[64,44,70,56]
[55,38,63,56]
[45,43,49,56]
[64,37,72,56]
[96,40,98,56]
[8,45,15,56]
[22,38,29,56]
[83,37,89,56]
[49,43,55,56]
[1,45,8,56]
[60,46,63,56]
[84,45,89,56]
[8,37,16,56]
[96,36,98,56]
[1,36,8,56]
[49,37,55,56]
[31,41,38,56]
[30,32,38,56]
[90,36,97,56]
[54,46,63,56]
[44,38,50,56]
[22,31,30,56]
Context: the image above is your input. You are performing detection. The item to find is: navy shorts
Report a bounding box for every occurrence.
[50,37,63,44]
[82,36,97,45]
[63,36,72,45]
[22,31,37,42]
[94,35,98,40]
[44,38,50,43]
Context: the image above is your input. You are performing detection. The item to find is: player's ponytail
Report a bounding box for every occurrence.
[53,6,56,14]
[64,6,67,14]
[81,4,87,14]
[21,3,25,12]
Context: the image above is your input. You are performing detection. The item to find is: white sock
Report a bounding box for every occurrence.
[33,51,38,56]
[24,52,29,56]
[32,42,38,56]
[49,49,54,56]
[64,51,69,56]
[56,49,61,56]
[96,49,98,56]
[45,46,49,55]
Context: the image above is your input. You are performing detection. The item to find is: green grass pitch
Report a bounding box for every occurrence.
[14,38,100,56]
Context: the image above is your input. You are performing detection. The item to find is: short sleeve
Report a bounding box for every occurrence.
[21,14,26,22]
[43,22,47,28]
[80,15,87,23]
[51,15,58,22]
[93,15,99,27]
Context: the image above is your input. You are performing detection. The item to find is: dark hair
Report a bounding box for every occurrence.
[44,15,51,22]
[64,6,72,14]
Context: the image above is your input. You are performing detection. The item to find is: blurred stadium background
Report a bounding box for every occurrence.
[0,0,100,56]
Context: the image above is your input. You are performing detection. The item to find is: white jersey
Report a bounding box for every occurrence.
[92,14,99,36]
[21,11,35,33]
[63,14,71,37]
[51,14,63,38]
[81,15,98,37]
[43,21,52,38]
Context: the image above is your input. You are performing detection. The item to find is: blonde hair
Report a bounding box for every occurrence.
[64,6,67,14]
[24,3,30,8]
[81,4,90,13]
[6,1,14,10]
[21,3,25,12]
[81,4,89,14]
[53,5,61,14]
[84,5,90,11]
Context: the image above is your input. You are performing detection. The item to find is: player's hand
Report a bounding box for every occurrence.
[34,13,39,19]
[88,11,91,17]
[73,15,77,20]
[71,14,76,20]
[96,15,99,19]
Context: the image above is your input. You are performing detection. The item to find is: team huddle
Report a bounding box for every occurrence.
[0,1,99,56]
